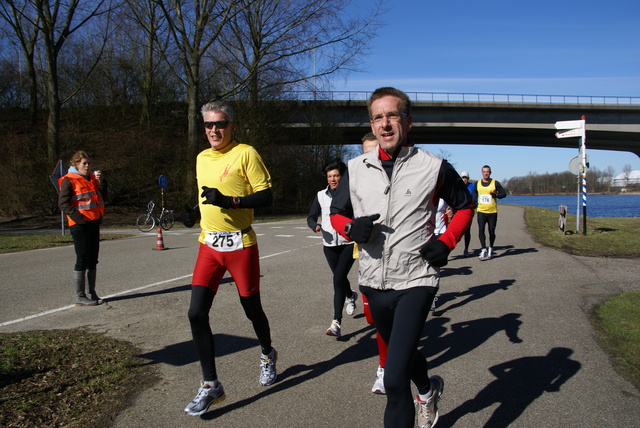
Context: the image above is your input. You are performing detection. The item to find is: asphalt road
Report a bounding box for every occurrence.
[1,205,639,427]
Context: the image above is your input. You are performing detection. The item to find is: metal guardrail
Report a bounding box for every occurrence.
[286,90,640,105]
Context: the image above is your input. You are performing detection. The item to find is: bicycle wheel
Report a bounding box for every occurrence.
[161,210,175,230]
[136,213,156,232]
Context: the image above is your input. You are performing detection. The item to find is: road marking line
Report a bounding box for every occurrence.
[257,243,319,260]
[0,305,76,327]
[1,242,321,327]
[0,274,193,328]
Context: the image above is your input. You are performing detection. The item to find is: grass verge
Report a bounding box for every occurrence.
[522,206,640,392]
[0,233,132,254]
[522,206,640,258]
[0,330,157,428]
[592,292,640,392]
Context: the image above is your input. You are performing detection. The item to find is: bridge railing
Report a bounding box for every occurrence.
[287,90,640,105]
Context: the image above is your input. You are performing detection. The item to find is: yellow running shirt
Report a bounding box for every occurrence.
[477,179,498,214]
[196,141,272,248]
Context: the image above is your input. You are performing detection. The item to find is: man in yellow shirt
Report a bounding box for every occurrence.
[184,101,277,417]
[472,165,507,260]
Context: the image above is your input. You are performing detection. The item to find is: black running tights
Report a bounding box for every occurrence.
[477,211,498,248]
[361,286,436,428]
[188,285,272,381]
[323,244,356,322]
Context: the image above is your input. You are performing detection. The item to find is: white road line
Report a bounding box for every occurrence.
[259,243,319,259]
[0,242,321,327]
[0,274,193,327]
[0,305,77,327]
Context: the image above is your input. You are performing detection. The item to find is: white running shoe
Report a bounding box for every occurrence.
[415,375,444,428]
[326,319,341,337]
[487,247,493,259]
[184,381,226,416]
[479,248,487,260]
[259,348,278,386]
[345,290,358,316]
[371,366,385,394]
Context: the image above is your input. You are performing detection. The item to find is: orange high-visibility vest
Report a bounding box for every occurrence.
[58,173,105,226]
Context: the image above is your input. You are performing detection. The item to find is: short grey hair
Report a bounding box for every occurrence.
[201,100,234,122]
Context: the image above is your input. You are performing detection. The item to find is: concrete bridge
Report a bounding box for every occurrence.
[281,92,640,156]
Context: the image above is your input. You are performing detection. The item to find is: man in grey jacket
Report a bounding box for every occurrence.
[330,87,473,428]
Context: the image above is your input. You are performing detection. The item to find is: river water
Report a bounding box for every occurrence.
[502,194,639,218]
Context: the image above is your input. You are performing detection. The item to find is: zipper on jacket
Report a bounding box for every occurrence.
[381,164,394,290]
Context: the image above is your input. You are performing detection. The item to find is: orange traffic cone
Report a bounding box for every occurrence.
[153,227,167,250]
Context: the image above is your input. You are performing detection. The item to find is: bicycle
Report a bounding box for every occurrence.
[136,200,175,232]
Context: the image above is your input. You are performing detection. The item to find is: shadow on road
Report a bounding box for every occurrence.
[438,347,581,427]
[139,333,261,367]
[106,278,234,303]
[450,245,538,261]
[420,313,524,370]
[201,324,379,420]
[432,279,516,317]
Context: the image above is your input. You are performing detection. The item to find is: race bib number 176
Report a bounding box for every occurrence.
[480,194,492,205]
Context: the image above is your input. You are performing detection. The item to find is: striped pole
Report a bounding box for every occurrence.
[580,115,587,235]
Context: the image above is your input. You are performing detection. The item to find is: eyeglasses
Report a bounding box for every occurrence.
[204,120,231,129]
[370,111,407,124]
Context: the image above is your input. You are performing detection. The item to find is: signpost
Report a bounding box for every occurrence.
[158,175,168,209]
[555,117,587,235]
[50,160,69,235]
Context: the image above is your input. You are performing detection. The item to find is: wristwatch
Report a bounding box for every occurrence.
[344,222,353,237]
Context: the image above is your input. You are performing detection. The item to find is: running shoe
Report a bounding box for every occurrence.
[415,375,444,428]
[371,366,385,394]
[479,248,487,261]
[345,290,358,316]
[326,319,341,337]
[487,247,493,259]
[259,348,278,386]
[184,381,226,416]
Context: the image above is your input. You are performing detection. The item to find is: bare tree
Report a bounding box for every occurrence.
[0,0,41,122]
[605,165,615,192]
[215,0,382,102]
[30,0,114,164]
[203,0,382,207]
[122,0,172,123]
[623,163,632,187]
[151,0,243,192]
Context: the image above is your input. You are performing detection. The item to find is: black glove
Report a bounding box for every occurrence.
[201,186,232,208]
[348,214,380,243]
[419,240,450,267]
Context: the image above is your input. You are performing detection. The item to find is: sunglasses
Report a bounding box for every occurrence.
[204,120,231,129]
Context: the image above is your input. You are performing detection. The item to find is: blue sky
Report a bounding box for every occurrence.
[334,0,640,181]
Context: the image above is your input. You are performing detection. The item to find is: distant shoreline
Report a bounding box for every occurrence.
[506,192,640,196]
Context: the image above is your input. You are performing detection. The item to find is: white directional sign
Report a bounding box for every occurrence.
[555,128,583,139]
[555,119,584,130]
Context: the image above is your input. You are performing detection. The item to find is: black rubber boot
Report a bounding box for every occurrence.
[74,270,96,306]
[87,269,103,304]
